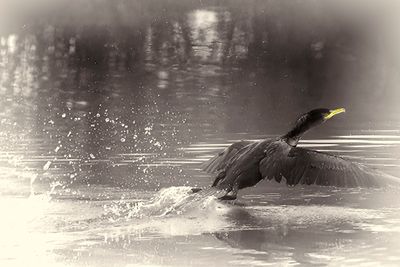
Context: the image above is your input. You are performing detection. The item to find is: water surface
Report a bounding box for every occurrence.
[1,1,400,266]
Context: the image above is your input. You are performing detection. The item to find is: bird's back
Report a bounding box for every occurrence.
[203,139,276,190]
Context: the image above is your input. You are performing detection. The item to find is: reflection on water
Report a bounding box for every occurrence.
[1,0,400,266]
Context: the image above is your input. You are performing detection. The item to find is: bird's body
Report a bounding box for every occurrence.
[201,108,400,200]
[212,140,271,191]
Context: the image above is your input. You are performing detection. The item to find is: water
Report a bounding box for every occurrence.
[1,0,400,266]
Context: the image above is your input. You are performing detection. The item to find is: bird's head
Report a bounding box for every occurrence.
[283,108,346,146]
[297,108,346,129]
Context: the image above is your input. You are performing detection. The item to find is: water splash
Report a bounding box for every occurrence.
[29,173,38,197]
[103,186,229,219]
[97,186,234,238]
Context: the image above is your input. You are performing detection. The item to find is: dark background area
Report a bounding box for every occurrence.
[0,0,399,190]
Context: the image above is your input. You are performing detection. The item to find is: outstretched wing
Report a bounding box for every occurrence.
[202,140,254,173]
[259,144,400,187]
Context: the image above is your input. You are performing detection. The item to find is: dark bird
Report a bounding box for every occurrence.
[200,108,400,200]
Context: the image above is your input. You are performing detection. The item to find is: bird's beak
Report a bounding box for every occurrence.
[324,108,346,120]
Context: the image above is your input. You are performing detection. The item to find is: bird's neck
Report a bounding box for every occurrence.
[282,135,300,147]
[282,124,309,147]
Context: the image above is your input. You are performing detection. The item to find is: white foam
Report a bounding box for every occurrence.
[98,187,233,237]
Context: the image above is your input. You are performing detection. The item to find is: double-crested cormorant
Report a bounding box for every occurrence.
[201,108,400,200]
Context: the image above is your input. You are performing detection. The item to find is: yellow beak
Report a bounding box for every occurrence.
[324,108,346,120]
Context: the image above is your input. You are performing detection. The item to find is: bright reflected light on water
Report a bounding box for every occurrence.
[0,196,63,266]
[7,34,18,54]
[188,9,219,60]
[189,9,217,29]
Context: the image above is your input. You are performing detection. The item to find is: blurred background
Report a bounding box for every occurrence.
[1,0,400,266]
[1,0,400,191]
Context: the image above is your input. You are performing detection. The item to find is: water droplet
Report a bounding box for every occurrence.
[43,161,52,171]
[154,141,161,147]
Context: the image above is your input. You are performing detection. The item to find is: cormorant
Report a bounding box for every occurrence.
[201,108,400,200]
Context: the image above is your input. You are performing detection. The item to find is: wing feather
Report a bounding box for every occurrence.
[259,142,400,188]
[201,140,254,173]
